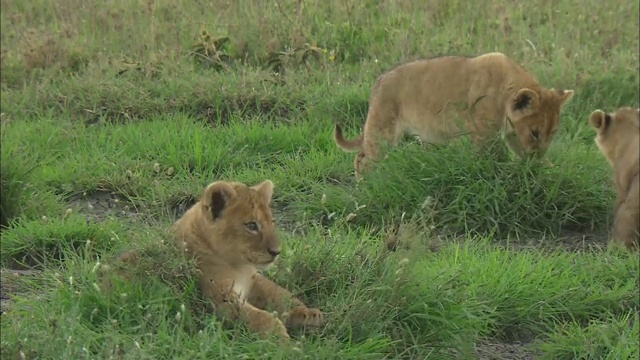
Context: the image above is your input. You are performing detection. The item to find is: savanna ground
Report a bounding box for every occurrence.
[1,0,639,359]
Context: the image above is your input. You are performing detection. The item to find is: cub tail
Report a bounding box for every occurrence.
[334,124,363,152]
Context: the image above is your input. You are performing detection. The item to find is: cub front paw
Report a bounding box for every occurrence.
[284,307,325,329]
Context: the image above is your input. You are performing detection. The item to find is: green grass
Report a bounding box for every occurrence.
[1,0,638,358]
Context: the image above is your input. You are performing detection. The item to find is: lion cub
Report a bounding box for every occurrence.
[173,179,324,339]
[589,107,639,250]
[334,52,574,179]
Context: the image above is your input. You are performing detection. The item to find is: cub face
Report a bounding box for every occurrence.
[588,107,640,165]
[200,180,281,269]
[505,88,574,158]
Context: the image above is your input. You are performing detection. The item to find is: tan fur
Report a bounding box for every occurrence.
[589,107,640,251]
[172,179,324,339]
[333,52,574,179]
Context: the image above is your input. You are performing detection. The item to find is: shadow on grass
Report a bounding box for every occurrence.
[0,135,38,230]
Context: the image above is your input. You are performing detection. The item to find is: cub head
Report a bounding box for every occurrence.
[198,179,280,269]
[588,107,640,166]
[505,87,574,158]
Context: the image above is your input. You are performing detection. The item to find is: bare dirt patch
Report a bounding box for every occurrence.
[494,231,609,253]
[166,194,197,220]
[554,231,609,251]
[474,338,540,360]
[65,189,145,221]
[0,269,39,315]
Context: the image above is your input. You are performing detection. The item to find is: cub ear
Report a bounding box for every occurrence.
[202,181,236,220]
[588,110,611,132]
[510,88,540,117]
[556,89,574,106]
[251,180,274,204]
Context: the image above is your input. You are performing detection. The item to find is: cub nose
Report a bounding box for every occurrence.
[267,248,281,257]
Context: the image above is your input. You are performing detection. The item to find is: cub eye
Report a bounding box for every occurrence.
[245,221,259,232]
[530,129,540,140]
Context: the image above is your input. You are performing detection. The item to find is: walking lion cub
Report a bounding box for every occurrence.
[334,52,574,179]
[173,179,324,339]
[589,107,639,250]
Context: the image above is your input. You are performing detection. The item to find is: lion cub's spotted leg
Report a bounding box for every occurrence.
[201,277,290,339]
[248,274,324,330]
[611,177,640,250]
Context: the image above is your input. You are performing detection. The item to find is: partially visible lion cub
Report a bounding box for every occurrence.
[589,107,640,250]
[173,179,324,339]
[334,52,574,179]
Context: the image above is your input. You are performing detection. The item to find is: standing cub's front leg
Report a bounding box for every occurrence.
[611,178,640,250]
[248,273,325,330]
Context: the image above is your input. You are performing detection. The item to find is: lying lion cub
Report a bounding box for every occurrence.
[334,52,574,179]
[589,107,639,251]
[173,179,324,339]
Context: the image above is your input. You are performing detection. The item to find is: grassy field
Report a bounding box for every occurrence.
[1,0,639,359]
